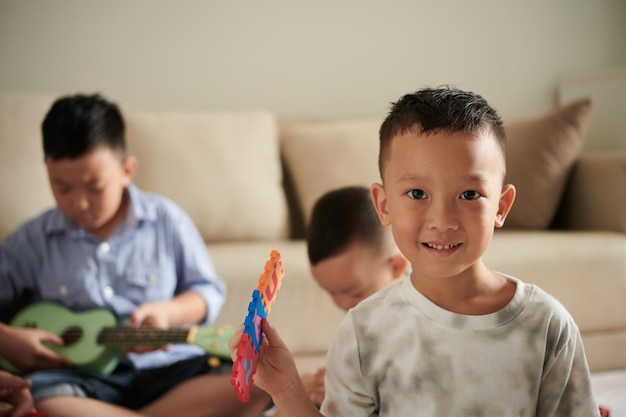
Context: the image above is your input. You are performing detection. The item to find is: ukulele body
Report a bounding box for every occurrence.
[1,302,122,375]
[0,302,234,376]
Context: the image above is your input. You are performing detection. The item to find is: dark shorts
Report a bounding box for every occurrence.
[27,355,233,410]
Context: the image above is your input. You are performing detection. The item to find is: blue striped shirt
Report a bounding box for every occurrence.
[0,183,226,368]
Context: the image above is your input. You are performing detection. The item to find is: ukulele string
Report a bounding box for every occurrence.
[56,328,190,345]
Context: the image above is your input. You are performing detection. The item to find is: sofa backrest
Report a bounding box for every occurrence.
[279,97,594,232]
[0,93,593,240]
[280,117,384,228]
[0,94,56,238]
[126,111,288,242]
[0,94,289,242]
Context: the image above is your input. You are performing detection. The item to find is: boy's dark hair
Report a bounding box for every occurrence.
[307,186,384,265]
[42,93,126,160]
[378,86,505,177]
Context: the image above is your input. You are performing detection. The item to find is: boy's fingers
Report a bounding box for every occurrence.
[228,323,244,348]
[260,319,285,348]
[0,373,30,390]
[229,323,245,361]
[10,400,35,417]
[38,329,65,346]
[34,347,72,370]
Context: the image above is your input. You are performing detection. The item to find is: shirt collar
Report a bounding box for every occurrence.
[127,183,157,224]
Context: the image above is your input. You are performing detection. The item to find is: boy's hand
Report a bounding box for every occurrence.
[301,367,326,407]
[1,327,71,373]
[229,319,304,399]
[0,371,35,417]
[230,319,322,415]
[123,302,172,354]
[129,301,171,329]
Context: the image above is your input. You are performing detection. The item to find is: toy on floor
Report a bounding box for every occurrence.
[231,250,285,402]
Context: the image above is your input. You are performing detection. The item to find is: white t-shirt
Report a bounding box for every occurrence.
[321,275,600,417]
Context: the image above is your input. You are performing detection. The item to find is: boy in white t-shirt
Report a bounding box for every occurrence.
[230,86,601,417]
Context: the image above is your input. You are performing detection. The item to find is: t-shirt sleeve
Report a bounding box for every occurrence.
[321,310,378,417]
[536,317,601,417]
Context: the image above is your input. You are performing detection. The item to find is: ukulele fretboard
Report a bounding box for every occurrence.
[97,327,193,346]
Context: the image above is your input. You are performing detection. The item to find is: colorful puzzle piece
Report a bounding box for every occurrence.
[231,250,285,402]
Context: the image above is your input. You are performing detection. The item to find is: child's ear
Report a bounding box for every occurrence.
[390,254,410,280]
[370,183,391,226]
[495,183,516,228]
[122,155,138,183]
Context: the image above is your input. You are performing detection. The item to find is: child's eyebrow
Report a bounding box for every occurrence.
[397,174,428,183]
[468,172,502,187]
[50,177,69,186]
[51,177,104,187]
[464,173,489,183]
[86,178,104,186]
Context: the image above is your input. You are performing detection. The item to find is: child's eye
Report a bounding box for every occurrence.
[55,185,71,195]
[406,189,427,200]
[350,291,366,300]
[460,190,481,200]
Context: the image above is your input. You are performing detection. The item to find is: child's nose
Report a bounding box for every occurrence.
[73,192,90,210]
[426,200,458,231]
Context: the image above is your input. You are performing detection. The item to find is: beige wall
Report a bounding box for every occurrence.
[0,0,625,120]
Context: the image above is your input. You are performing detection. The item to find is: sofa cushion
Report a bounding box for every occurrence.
[281,98,593,231]
[0,94,56,238]
[280,117,383,225]
[125,111,289,242]
[503,98,593,229]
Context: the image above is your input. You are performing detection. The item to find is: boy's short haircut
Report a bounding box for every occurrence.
[378,86,506,177]
[42,93,126,160]
[307,186,384,265]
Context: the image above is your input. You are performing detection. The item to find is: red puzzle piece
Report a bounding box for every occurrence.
[231,250,285,402]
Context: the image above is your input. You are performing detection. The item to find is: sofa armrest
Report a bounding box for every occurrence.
[553,152,626,232]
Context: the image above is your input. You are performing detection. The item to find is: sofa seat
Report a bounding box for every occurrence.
[208,232,626,374]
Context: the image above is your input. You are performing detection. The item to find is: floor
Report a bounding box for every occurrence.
[592,370,626,416]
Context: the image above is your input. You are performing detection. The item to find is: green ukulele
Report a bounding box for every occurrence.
[0,302,235,375]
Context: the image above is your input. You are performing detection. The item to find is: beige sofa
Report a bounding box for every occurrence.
[1,93,625,379]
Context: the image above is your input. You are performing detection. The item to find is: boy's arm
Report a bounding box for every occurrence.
[168,207,226,325]
[0,322,70,373]
[0,237,37,320]
[301,367,326,407]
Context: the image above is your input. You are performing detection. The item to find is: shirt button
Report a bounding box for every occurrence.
[59,285,68,296]
[148,275,158,285]
[103,286,115,298]
[99,242,110,253]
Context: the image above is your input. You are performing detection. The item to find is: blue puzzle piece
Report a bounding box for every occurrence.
[242,289,267,353]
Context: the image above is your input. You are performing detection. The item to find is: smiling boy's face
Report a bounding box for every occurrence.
[45,145,136,239]
[371,129,515,283]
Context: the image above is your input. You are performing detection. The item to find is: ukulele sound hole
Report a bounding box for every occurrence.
[61,326,83,345]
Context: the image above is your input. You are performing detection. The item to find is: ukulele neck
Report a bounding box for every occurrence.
[97,326,197,347]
